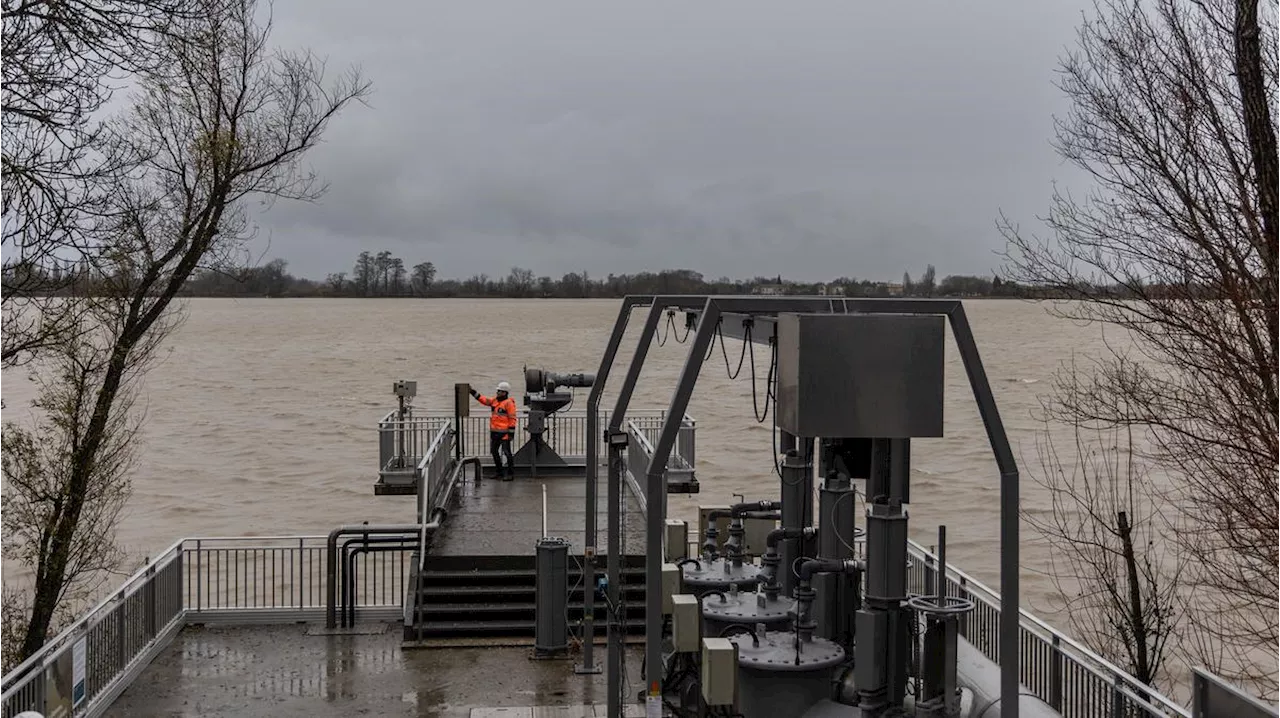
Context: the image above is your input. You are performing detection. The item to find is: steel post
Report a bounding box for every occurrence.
[642,297,720,703]
[778,446,813,597]
[815,471,855,647]
[598,295,710,718]
[606,438,625,718]
[946,304,1020,718]
[581,296,648,675]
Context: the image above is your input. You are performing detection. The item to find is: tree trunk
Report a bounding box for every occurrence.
[1233,0,1279,351]
[1117,510,1153,685]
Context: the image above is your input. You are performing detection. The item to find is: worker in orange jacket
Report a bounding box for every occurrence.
[470,381,518,480]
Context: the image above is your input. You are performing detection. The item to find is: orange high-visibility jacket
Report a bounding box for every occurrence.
[477,394,518,433]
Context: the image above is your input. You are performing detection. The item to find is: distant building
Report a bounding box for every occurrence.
[882,282,904,296]
[817,284,845,297]
[752,284,786,296]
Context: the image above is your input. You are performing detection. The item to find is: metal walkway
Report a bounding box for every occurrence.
[430,469,647,557]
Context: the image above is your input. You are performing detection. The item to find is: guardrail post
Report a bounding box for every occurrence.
[145,562,157,640]
[924,552,936,598]
[1112,671,1127,717]
[115,591,127,673]
[195,539,203,613]
[1049,634,1063,712]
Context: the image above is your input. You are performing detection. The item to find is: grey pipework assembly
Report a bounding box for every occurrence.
[593,295,1022,718]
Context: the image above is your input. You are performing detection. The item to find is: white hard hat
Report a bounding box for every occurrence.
[497,381,511,393]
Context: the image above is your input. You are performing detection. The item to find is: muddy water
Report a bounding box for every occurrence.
[1,298,1119,615]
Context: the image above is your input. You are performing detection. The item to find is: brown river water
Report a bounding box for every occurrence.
[1,298,1121,620]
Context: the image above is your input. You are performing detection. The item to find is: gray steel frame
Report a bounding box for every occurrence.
[592,295,1021,718]
[580,296,707,679]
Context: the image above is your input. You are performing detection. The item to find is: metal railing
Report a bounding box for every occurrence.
[906,541,1192,718]
[624,424,656,513]
[3,535,1256,718]
[377,411,450,473]
[416,419,455,514]
[2,535,411,718]
[1192,668,1278,718]
[448,409,693,466]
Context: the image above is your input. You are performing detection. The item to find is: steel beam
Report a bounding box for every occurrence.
[638,296,845,700]
[595,295,712,718]
[581,295,651,675]
[635,296,1021,718]
[716,313,778,345]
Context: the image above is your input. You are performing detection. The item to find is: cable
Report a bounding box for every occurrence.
[672,313,692,343]
[829,490,859,556]
[656,311,674,347]
[716,321,749,379]
[702,318,721,360]
[747,335,775,423]
[566,551,586,649]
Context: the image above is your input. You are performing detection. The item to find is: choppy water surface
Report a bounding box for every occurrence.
[1,298,1120,615]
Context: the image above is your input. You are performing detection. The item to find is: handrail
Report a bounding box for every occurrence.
[416,419,454,562]
[906,540,1191,717]
[0,539,186,694]
[1,530,1241,718]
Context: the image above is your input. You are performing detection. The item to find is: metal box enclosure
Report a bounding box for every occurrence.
[393,380,418,399]
[742,517,776,557]
[775,313,945,438]
[701,638,738,706]
[664,519,689,562]
[661,563,681,614]
[671,594,700,653]
[534,537,569,656]
[454,383,470,418]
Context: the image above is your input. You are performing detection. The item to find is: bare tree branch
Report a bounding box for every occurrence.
[1002,0,1278,698]
[4,0,370,663]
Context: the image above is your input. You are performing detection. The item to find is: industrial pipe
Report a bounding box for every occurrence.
[796,558,864,584]
[324,457,480,629]
[340,533,417,627]
[759,527,817,598]
[792,558,864,643]
[344,539,417,627]
[326,524,422,629]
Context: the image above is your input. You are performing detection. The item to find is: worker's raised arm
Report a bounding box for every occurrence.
[470,386,495,406]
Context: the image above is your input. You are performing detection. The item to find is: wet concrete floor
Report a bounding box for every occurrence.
[432,472,648,556]
[108,623,647,717]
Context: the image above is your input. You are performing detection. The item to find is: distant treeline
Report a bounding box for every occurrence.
[173,253,1044,298]
[6,250,1147,300]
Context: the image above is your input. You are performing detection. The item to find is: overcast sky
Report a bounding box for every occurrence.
[254,0,1092,282]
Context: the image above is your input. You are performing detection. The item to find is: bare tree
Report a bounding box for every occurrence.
[1024,369,1182,688]
[3,0,370,662]
[1,0,195,366]
[1001,0,1277,696]
[1,310,158,671]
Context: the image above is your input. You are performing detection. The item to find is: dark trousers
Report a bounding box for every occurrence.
[490,431,514,476]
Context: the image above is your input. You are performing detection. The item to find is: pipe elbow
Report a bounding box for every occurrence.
[729,500,781,518]
[797,558,864,582]
[765,525,816,551]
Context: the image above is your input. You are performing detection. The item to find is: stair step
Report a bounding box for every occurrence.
[417,601,648,616]
[416,568,646,581]
[406,619,648,637]
[417,585,647,600]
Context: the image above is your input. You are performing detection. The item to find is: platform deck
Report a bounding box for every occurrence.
[107,623,647,717]
[431,469,648,557]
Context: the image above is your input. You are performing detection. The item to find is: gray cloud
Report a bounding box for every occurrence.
[249,0,1092,281]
